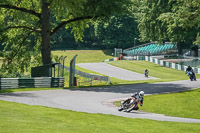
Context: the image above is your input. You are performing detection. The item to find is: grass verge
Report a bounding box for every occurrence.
[0,100,200,133]
[114,88,200,119]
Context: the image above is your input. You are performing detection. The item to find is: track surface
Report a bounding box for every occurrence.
[0,79,200,123]
[0,63,200,123]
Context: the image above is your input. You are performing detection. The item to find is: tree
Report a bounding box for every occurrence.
[136,0,200,54]
[157,0,200,53]
[95,15,139,49]
[136,0,172,42]
[0,0,133,76]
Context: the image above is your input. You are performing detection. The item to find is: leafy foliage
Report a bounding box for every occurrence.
[0,0,133,77]
[95,15,139,49]
[137,0,200,46]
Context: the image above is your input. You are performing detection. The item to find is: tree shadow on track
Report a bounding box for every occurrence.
[0,92,37,97]
[69,82,197,95]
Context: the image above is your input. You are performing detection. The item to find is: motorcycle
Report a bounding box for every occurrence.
[145,71,148,78]
[187,71,196,81]
[118,97,138,112]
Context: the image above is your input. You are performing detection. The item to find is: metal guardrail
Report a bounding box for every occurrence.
[0,77,64,90]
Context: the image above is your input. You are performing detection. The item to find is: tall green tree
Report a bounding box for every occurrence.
[158,0,200,52]
[136,0,200,54]
[136,0,172,42]
[0,0,133,76]
[95,15,139,49]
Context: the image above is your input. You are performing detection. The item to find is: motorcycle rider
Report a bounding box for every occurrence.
[186,65,196,81]
[122,91,144,110]
[131,91,144,110]
[186,65,192,74]
[145,69,149,78]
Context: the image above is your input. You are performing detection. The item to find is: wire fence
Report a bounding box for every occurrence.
[62,65,110,85]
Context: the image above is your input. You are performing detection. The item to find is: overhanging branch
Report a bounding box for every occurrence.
[0,4,41,18]
[6,30,33,64]
[50,16,99,36]
[0,26,41,33]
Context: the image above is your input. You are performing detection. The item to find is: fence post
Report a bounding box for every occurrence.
[58,56,63,77]
[69,54,78,87]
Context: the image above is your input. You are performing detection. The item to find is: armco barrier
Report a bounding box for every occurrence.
[0,77,64,90]
[139,56,200,74]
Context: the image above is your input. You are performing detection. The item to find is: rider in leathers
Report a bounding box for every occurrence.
[186,65,196,81]
[131,91,144,110]
[123,91,144,110]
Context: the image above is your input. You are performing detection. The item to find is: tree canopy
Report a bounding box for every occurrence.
[0,0,200,77]
[0,0,133,77]
[95,15,139,49]
[137,0,200,45]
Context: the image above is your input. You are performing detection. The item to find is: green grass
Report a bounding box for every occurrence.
[0,100,200,133]
[52,50,113,65]
[114,88,200,119]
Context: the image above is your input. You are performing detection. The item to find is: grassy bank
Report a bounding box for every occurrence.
[52,50,113,65]
[114,88,200,119]
[0,100,200,133]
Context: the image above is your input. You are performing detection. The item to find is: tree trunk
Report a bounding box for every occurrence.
[41,0,51,65]
[177,42,183,55]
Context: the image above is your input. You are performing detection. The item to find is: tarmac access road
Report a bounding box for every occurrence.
[0,79,200,123]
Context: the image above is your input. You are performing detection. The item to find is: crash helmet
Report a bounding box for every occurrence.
[139,91,144,97]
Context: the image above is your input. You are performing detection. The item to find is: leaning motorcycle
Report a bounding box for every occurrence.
[118,97,138,112]
[187,71,196,81]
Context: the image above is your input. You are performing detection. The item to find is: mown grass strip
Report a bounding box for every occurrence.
[0,100,200,133]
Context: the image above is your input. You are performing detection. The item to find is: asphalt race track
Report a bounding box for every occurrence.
[0,63,200,123]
